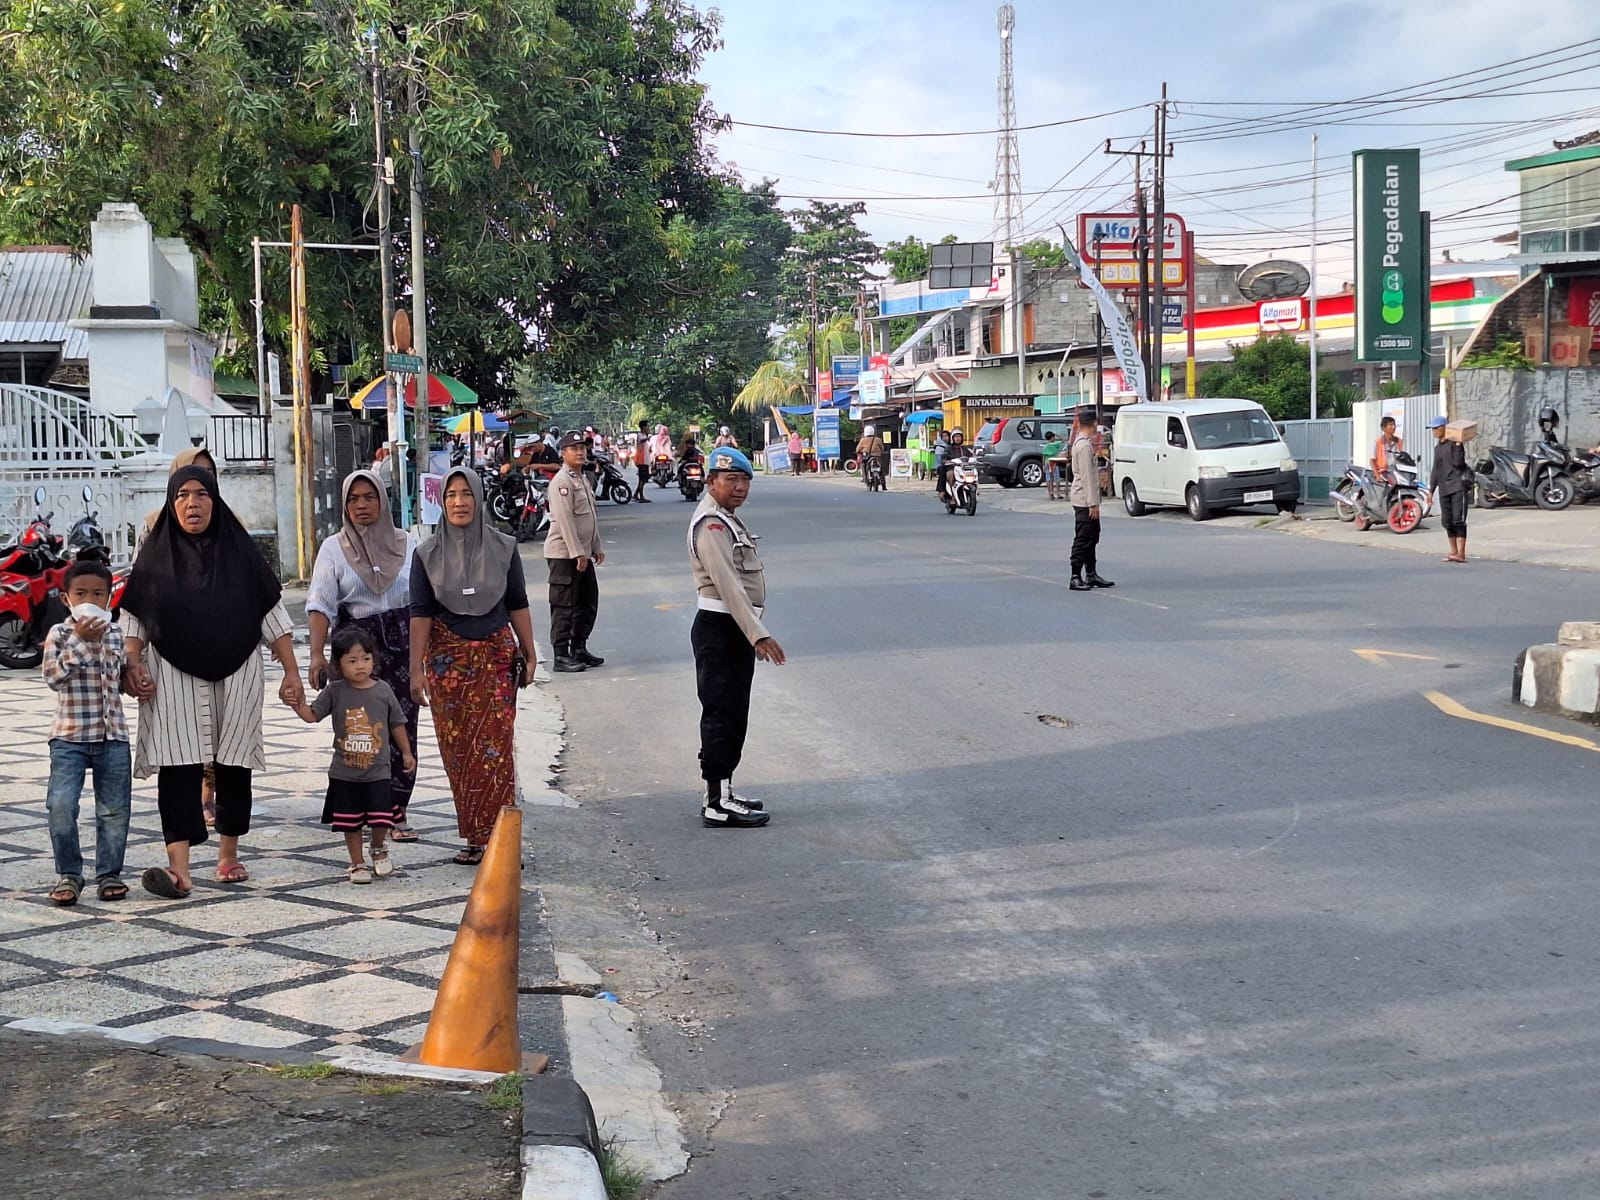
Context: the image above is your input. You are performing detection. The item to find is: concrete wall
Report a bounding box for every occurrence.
[1452,367,1600,451]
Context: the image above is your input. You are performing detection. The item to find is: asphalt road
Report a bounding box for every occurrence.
[546,475,1600,1200]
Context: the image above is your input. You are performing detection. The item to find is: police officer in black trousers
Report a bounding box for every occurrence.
[544,431,605,672]
[688,447,785,828]
[1069,407,1114,591]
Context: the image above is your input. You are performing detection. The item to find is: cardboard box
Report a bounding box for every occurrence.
[1445,419,1478,443]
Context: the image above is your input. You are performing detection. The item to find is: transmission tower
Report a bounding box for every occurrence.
[992,4,1022,250]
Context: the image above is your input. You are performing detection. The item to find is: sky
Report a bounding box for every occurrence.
[697,0,1600,288]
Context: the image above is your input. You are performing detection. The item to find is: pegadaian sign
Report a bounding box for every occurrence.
[1353,149,1423,362]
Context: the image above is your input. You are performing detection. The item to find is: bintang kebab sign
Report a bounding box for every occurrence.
[1353,149,1423,362]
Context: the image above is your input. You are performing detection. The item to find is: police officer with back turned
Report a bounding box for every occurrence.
[689,447,785,828]
[1069,407,1114,591]
[545,431,605,672]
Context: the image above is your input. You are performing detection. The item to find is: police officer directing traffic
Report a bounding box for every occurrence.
[689,447,785,828]
[545,431,605,673]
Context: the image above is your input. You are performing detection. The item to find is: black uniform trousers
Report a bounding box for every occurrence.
[692,610,756,784]
[1070,506,1101,576]
[1439,488,1468,538]
[547,557,599,657]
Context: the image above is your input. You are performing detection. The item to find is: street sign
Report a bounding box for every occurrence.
[1077,213,1187,263]
[831,356,861,385]
[929,242,995,290]
[1259,299,1304,333]
[817,370,833,402]
[814,408,841,460]
[1162,302,1185,330]
[1353,149,1422,361]
[385,351,423,374]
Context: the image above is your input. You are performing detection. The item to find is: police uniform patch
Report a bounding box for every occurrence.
[706,522,726,532]
[559,486,569,495]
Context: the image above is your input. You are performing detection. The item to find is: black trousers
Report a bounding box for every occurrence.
[1071,506,1101,575]
[692,611,755,784]
[548,557,600,657]
[1439,489,1468,539]
[157,763,252,847]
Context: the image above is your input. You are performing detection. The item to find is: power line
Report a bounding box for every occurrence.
[724,103,1149,140]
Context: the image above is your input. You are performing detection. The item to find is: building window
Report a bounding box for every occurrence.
[952,323,968,355]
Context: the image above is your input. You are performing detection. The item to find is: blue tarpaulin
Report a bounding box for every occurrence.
[903,410,945,425]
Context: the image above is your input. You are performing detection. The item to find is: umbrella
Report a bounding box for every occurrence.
[349,372,479,410]
[444,411,508,434]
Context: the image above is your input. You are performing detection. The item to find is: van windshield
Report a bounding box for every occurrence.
[1188,411,1280,448]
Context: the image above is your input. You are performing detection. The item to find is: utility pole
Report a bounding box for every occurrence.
[1309,132,1320,421]
[407,71,428,528]
[807,266,819,401]
[367,28,404,524]
[1151,83,1169,401]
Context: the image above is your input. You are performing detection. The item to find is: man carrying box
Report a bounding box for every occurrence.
[1430,416,1470,563]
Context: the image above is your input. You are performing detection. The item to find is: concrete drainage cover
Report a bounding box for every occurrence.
[1036,713,1074,729]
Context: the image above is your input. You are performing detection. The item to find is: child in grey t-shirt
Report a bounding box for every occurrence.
[292,627,415,884]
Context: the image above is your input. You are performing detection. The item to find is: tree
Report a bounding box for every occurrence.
[1012,238,1067,269]
[0,0,726,405]
[778,201,878,327]
[883,233,958,283]
[1198,334,1357,420]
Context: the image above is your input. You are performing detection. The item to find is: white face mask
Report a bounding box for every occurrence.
[71,603,113,625]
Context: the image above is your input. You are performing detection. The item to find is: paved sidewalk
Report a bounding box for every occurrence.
[0,650,557,1059]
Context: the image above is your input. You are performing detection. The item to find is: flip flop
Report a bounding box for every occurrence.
[141,867,191,900]
[49,877,82,906]
[97,877,129,902]
[215,861,250,883]
[391,824,419,842]
[452,846,485,865]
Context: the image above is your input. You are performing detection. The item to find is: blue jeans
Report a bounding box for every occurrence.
[46,738,131,881]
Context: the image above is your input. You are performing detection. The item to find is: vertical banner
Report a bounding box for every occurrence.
[1063,237,1147,402]
[1353,149,1422,362]
[813,408,841,461]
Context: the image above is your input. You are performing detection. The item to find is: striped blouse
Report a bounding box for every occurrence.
[124,603,294,777]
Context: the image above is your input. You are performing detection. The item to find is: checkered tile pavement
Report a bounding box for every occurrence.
[0,653,483,1055]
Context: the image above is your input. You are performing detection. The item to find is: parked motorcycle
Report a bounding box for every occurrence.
[1332,452,1426,533]
[0,486,70,669]
[651,454,676,489]
[486,468,530,528]
[514,479,550,543]
[942,458,979,516]
[678,459,705,502]
[1473,444,1574,511]
[588,449,634,505]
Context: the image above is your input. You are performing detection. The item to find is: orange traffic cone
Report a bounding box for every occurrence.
[403,805,547,1073]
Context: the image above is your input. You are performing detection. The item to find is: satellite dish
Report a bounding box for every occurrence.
[1237,260,1312,302]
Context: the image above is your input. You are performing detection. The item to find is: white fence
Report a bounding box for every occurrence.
[0,384,145,563]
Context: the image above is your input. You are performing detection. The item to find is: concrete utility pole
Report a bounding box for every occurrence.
[1151,83,1169,400]
[1309,132,1320,421]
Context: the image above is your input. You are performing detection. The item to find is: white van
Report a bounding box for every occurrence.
[1112,399,1300,521]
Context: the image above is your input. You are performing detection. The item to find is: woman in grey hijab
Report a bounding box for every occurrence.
[409,468,537,864]
[306,469,422,841]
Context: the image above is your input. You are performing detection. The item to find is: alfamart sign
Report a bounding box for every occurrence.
[1353,149,1423,362]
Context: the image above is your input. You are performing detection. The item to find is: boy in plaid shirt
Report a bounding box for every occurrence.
[41,558,131,905]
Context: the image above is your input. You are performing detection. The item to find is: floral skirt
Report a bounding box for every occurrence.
[424,621,517,845]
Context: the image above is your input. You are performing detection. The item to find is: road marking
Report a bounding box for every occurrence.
[1353,649,1440,668]
[1424,690,1600,753]
[875,540,1171,610]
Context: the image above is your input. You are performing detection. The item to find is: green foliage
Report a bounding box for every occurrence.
[778,201,878,327]
[484,1072,523,1113]
[600,1137,648,1200]
[0,0,726,405]
[1459,338,1534,370]
[1011,238,1067,269]
[267,1062,338,1081]
[883,236,932,283]
[1197,334,1355,420]
[1379,379,1418,398]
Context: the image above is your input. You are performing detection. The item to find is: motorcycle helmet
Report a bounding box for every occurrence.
[1538,406,1560,430]
[720,425,731,435]
[863,425,876,435]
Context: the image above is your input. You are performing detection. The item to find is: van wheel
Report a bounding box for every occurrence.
[1017,459,1044,488]
[1185,486,1209,522]
[1122,479,1146,517]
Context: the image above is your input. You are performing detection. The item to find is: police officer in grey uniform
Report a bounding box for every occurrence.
[689,447,786,828]
[545,431,605,672]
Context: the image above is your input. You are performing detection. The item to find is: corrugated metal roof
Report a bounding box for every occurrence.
[0,249,93,360]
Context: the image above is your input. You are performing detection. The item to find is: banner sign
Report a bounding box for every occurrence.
[889,448,912,478]
[419,473,444,526]
[858,369,886,405]
[831,356,862,386]
[1064,238,1148,402]
[814,408,841,460]
[1353,149,1423,361]
[1569,279,1600,329]
[765,441,790,473]
[1259,299,1304,333]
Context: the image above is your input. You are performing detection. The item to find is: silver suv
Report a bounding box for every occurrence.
[974,408,1119,488]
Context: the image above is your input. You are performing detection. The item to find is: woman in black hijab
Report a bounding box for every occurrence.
[122,465,305,898]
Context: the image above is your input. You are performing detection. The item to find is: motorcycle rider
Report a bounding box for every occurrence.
[935,430,967,500]
[1430,416,1470,564]
[855,424,887,489]
[679,431,704,466]
[714,425,739,450]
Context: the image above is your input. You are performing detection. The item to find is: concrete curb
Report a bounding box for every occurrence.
[1515,623,1600,723]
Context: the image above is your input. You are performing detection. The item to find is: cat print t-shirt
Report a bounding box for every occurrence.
[311,679,406,782]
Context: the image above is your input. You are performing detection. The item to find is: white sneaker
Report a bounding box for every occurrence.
[371,850,394,879]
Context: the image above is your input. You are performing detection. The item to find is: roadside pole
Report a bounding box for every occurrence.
[1184,230,1197,397]
[368,29,406,532]
[1309,132,1320,420]
[407,74,429,532]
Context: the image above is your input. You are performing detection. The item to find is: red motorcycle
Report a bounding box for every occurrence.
[0,486,70,669]
[515,478,550,543]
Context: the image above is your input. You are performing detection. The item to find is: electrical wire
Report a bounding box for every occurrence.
[725,103,1150,140]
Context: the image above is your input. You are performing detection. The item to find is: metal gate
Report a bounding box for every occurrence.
[1279,417,1353,502]
[0,384,145,563]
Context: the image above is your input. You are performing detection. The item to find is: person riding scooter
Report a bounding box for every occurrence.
[936,430,968,499]
[856,425,887,489]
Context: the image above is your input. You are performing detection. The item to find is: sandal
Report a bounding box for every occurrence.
[452,846,485,865]
[391,823,419,842]
[49,876,83,906]
[141,867,191,900]
[371,850,394,879]
[97,876,129,902]
[349,863,373,885]
[215,861,250,883]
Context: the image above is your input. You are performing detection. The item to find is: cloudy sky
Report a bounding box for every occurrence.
[698,0,1600,285]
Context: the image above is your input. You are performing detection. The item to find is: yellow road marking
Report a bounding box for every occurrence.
[1353,649,1439,668]
[1424,690,1600,753]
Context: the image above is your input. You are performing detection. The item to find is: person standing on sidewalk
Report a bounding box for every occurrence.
[1041,430,1066,500]
[305,470,422,842]
[545,431,605,673]
[787,429,804,475]
[1430,416,1470,563]
[689,447,785,829]
[631,422,653,503]
[40,558,131,906]
[1069,408,1114,591]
